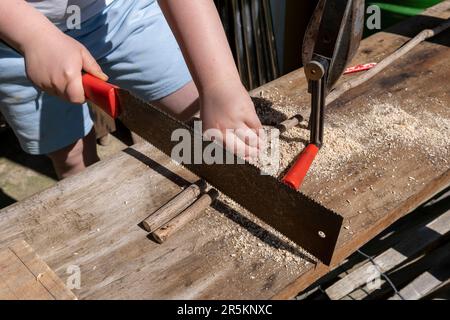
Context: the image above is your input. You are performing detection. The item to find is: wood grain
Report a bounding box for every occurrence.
[325,210,450,300]
[0,2,449,299]
[389,242,450,300]
[0,240,76,300]
[142,181,206,233]
[152,189,219,244]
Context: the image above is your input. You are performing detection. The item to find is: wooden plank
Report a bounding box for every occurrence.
[427,280,450,300]
[338,194,450,300]
[0,2,449,299]
[262,2,450,299]
[0,248,53,300]
[325,210,450,300]
[9,240,77,300]
[343,237,450,300]
[389,246,450,300]
[0,144,315,299]
[0,240,76,300]
[390,272,448,300]
[302,195,450,300]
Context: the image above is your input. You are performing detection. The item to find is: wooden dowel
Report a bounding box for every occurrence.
[152,189,220,244]
[142,180,207,232]
[277,115,304,133]
[327,18,450,104]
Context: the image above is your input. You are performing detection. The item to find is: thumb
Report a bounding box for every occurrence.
[81,47,108,81]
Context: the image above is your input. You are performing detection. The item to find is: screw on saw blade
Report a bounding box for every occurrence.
[318,231,326,239]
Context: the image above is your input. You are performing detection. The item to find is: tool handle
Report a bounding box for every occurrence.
[82,74,120,118]
[282,144,320,190]
[344,63,377,75]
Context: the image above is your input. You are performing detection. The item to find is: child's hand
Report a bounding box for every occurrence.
[200,81,263,159]
[22,31,107,104]
[158,1,266,159]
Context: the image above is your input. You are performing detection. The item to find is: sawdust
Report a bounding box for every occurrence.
[201,198,314,275]
[210,92,449,269]
[311,102,449,180]
[192,90,450,271]
[255,90,450,181]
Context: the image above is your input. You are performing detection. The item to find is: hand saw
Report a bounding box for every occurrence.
[80,0,363,265]
[82,73,341,265]
[283,0,365,190]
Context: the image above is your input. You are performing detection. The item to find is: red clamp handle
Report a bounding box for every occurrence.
[282,144,320,190]
[82,73,120,118]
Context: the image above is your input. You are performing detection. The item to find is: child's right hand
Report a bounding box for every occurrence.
[22,31,107,104]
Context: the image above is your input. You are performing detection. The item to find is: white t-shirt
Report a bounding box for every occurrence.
[27,0,116,30]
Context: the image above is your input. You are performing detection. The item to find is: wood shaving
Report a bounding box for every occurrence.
[254,94,450,181]
[202,91,449,272]
[200,199,314,275]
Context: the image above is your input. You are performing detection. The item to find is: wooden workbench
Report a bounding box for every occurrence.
[0,3,449,300]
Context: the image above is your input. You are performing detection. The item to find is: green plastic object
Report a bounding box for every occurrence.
[365,0,444,35]
[378,0,442,9]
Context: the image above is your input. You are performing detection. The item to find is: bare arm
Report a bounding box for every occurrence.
[0,0,106,103]
[158,0,240,92]
[0,0,58,54]
[159,0,263,157]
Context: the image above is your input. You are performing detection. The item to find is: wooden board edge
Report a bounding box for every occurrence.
[271,170,450,300]
[8,240,77,300]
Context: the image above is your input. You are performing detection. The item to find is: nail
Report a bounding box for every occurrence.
[100,72,109,81]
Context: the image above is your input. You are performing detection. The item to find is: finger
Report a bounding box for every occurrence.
[224,131,259,159]
[40,85,58,97]
[235,127,260,149]
[64,75,86,104]
[245,112,263,131]
[239,124,268,151]
[204,128,224,143]
[81,48,108,81]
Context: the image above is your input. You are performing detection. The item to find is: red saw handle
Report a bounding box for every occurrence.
[82,73,120,118]
[282,144,320,190]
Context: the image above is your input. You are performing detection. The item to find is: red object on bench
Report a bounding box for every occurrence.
[82,74,120,118]
[282,144,320,190]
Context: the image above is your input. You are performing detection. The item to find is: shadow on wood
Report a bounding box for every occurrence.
[212,200,316,264]
[122,147,191,188]
[385,15,450,48]
[0,189,16,210]
[0,129,57,180]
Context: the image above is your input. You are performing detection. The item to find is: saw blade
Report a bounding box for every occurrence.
[117,89,343,265]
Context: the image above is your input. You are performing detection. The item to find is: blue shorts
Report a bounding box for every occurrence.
[0,0,192,155]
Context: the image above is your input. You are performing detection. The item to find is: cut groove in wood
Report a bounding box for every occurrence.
[0,240,76,300]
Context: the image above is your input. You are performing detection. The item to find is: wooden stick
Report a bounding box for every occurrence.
[152,189,220,244]
[142,180,207,233]
[279,18,450,133]
[327,18,450,104]
[277,115,304,133]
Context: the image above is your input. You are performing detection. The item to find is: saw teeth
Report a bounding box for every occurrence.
[162,158,324,265]
[118,89,343,265]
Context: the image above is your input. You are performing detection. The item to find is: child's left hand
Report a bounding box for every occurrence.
[200,81,263,159]
[158,0,264,159]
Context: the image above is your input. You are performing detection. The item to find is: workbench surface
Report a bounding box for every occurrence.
[0,2,449,300]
